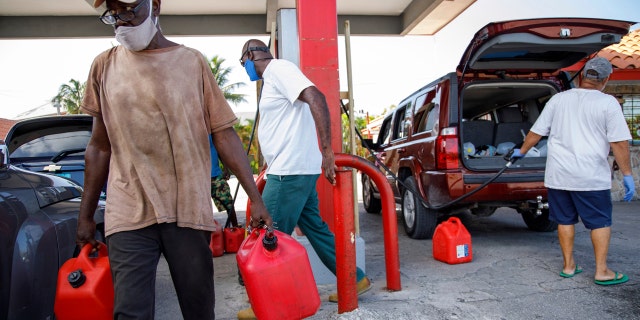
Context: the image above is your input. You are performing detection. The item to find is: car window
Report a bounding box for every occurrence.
[422,104,439,133]
[413,94,427,133]
[403,103,413,137]
[475,113,493,121]
[377,117,392,146]
[10,131,91,159]
[392,104,409,140]
[414,89,439,133]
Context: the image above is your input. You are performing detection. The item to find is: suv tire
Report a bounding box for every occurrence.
[401,177,438,239]
[362,175,382,214]
[520,208,558,232]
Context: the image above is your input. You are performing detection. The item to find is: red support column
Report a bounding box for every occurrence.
[333,168,358,312]
[296,0,341,231]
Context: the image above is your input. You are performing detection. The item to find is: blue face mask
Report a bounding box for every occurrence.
[244,59,261,81]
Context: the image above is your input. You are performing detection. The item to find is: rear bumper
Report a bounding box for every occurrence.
[463,171,544,184]
[423,170,547,206]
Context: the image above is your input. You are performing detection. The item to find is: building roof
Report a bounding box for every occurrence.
[0,118,18,140]
[599,28,640,69]
[562,28,640,81]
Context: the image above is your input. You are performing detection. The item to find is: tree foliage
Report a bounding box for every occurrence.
[341,112,375,157]
[51,79,86,114]
[207,54,260,172]
[207,55,247,106]
[233,117,261,173]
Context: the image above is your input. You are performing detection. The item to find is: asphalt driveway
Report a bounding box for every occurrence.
[155,180,640,320]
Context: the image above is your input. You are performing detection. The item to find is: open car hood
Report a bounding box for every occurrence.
[457,18,634,76]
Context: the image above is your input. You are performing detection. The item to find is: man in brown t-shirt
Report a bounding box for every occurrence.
[76,1,272,319]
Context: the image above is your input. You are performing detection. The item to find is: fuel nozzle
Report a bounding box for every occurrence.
[262,227,278,251]
[503,143,524,166]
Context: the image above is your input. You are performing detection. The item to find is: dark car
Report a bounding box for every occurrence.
[5,115,94,190]
[1,116,105,319]
[0,140,85,319]
[362,18,633,239]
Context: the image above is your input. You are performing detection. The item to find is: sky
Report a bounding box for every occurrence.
[1,0,639,120]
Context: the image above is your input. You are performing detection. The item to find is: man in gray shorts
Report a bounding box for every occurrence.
[511,56,636,286]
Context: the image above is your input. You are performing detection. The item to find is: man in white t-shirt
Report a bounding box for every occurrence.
[236,39,371,319]
[511,57,635,286]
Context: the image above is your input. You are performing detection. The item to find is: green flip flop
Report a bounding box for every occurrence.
[559,266,583,278]
[594,272,629,286]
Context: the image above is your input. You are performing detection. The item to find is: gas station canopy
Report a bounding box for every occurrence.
[0,0,476,38]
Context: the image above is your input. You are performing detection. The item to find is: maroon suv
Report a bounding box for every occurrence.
[362,18,633,239]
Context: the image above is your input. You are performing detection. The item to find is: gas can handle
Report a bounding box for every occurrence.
[77,241,108,266]
[448,217,462,233]
[246,222,269,235]
[264,226,274,238]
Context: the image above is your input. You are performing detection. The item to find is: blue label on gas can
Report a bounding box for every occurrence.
[456,244,469,258]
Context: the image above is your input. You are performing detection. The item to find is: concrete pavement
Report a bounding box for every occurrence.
[155,179,640,320]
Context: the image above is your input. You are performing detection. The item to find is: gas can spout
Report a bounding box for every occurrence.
[68,269,86,288]
[262,227,278,251]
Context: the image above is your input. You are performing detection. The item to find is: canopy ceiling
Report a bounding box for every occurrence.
[0,0,476,38]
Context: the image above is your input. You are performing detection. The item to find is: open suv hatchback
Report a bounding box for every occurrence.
[362,18,633,239]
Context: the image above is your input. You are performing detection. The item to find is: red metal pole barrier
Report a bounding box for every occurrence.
[246,153,402,300]
[333,168,358,312]
[334,153,401,292]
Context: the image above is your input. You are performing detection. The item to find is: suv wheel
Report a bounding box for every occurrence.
[362,175,382,214]
[401,177,438,239]
[520,208,558,232]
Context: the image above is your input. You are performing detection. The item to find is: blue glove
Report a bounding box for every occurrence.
[510,148,526,159]
[623,175,635,202]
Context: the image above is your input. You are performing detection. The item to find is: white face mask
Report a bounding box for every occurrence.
[115,0,157,51]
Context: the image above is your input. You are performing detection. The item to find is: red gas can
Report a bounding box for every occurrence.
[223,226,245,253]
[210,219,224,257]
[54,243,113,320]
[237,227,320,320]
[432,217,473,264]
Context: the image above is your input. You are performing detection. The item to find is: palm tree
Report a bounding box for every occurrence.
[207,54,260,171]
[51,79,86,114]
[208,55,247,106]
[341,113,371,157]
[233,118,261,173]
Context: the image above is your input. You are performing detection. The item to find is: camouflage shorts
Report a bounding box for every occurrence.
[211,176,234,212]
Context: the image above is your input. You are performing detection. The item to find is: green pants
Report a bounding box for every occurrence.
[262,174,365,281]
[210,176,233,212]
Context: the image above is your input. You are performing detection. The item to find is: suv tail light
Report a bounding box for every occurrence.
[436,127,460,170]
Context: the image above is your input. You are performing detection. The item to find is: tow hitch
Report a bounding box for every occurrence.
[535,195,549,216]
